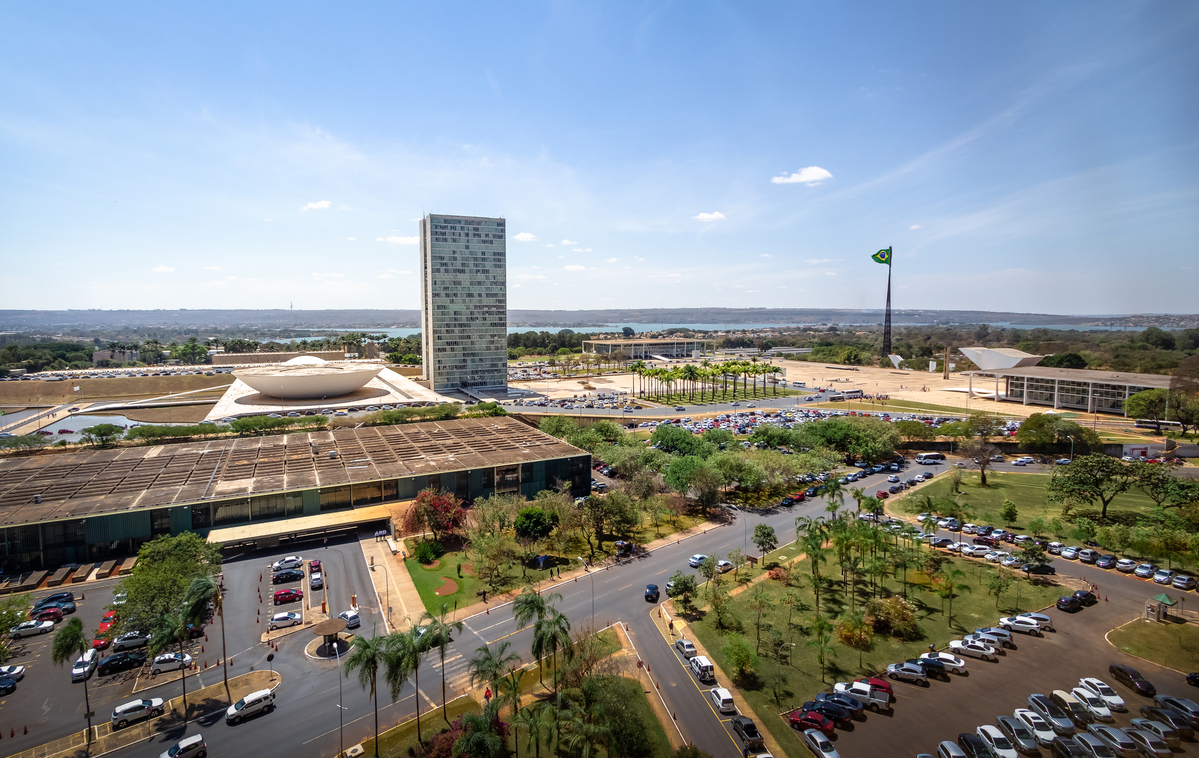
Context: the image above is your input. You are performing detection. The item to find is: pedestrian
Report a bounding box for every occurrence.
[482,589,487,603]
[484,687,491,704]
[324,537,328,549]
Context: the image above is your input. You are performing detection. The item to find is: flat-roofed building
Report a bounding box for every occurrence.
[420,214,508,391]
[582,337,716,360]
[0,417,588,570]
[966,366,1171,415]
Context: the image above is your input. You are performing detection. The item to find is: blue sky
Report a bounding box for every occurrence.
[2,2,1196,315]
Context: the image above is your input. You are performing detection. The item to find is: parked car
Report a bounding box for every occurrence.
[1052,689,1095,727]
[1029,693,1076,735]
[1123,727,1172,758]
[1134,564,1158,579]
[886,662,929,685]
[151,653,193,674]
[920,651,968,674]
[688,554,708,567]
[271,569,303,584]
[273,589,303,605]
[1096,555,1118,569]
[958,733,996,758]
[709,687,736,714]
[1116,559,1138,573]
[674,638,697,658]
[908,657,951,680]
[9,620,55,638]
[1023,563,1057,575]
[976,724,1020,758]
[1013,708,1059,746]
[1128,717,1180,749]
[730,716,765,750]
[833,680,891,711]
[1018,612,1056,632]
[1071,687,1114,722]
[1057,596,1083,613]
[975,626,1016,648]
[1109,664,1156,697]
[999,616,1044,635]
[1152,696,1199,728]
[1152,569,1176,585]
[789,710,834,736]
[111,697,165,728]
[98,651,147,676]
[1173,574,1197,590]
[950,639,998,661]
[995,714,1041,755]
[1138,706,1194,740]
[1073,591,1099,606]
[800,699,854,728]
[112,631,149,651]
[1085,724,1138,758]
[270,556,303,571]
[70,651,97,682]
[268,612,302,631]
[802,728,840,758]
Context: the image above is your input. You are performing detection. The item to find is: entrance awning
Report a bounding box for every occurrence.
[205,504,393,546]
[1152,592,1178,606]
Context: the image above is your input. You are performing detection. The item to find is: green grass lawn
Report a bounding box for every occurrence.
[687,553,1063,756]
[404,511,704,614]
[1108,618,1199,673]
[362,695,482,758]
[891,471,1160,531]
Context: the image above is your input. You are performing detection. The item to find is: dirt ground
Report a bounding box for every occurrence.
[96,405,216,423]
[0,373,233,404]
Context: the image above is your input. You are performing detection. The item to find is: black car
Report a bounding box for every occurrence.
[1111,664,1157,697]
[644,584,660,602]
[98,651,147,676]
[957,733,993,758]
[907,657,950,680]
[32,600,76,617]
[1073,590,1098,606]
[0,676,16,695]
[815,690,865,718]
[1188,672,1199,687]
[1023,563,1057,575]
[930,537,954,548]
[272,569,303,584]
[905,478,919,487]
[1140,705,1195,739]
[800,699,854,727]
[780,496,794,506]
[1096,554,1118,569]
[1049,739,1088,758]
[34,591,75,609]
[805,486,819,497]
[730,716,764,749]
[1056,595,1082,613]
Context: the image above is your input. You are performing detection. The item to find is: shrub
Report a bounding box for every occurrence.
[864,596,920,640]
[414,540,445,565]
[767,565,792,584]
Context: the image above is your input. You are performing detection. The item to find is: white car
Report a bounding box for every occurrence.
[10,620,55,638]
[919,651,967,674]
[1014,708,1058,746]
[1071,687,1114,722]
[976,724,1019,758]
[947,542,966,553]
[961,544,990,557]
[1048,542,1064,555]
[151,653,193,674]
[688,554,708,567]
[1000,555,1023,568]
[950,639,998,661]
[962,524,978,534]
[271,556,303,571]
[964,632,1006,651]
[999,616,1043,635]
[1078,678,1126,712]
[0,664,26,680]
[1017,612,1055,632]
[709,686,736,714]
[716,560,734,574]
[337,610,360,629]
[268,612,302,631]
[886,662,929,686]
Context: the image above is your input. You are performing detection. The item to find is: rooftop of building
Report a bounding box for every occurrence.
[968,365,1173,386]
[0,417,583,528]
[580,337,718,344]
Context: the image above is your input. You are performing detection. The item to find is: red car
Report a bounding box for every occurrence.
[98,610,117,634]
[854,676,893,696]
[93,634,112,650]
[32,606,63,622]
[309,559,321,572]
[273,589,303,605]
[789,710,834,736]
[791,492,806,502]
[875,490,890,499]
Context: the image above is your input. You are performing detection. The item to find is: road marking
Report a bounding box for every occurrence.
[618,584,633,591]
[656,569,668,575]
[486,623,535,646]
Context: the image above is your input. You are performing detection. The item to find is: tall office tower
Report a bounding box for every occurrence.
[420,214,508,392]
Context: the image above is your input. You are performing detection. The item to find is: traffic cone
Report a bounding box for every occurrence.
[1105,596,1109,602]
[23,726,27,735]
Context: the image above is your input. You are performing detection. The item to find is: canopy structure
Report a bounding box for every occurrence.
[1152,592,1178,606]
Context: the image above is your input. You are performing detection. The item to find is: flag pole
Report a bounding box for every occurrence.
[882,246,893,356]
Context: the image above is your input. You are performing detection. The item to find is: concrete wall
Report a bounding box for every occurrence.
[211,351,344,365]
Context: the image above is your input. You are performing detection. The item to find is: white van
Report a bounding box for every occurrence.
[226,688,275,723]
[71,649,98,682]
[689,655,715,682]
[709,687,736,714]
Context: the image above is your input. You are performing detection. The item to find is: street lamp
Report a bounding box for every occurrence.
[1067,435,1075,462]
[334,639,345,758]
[728,505,747,551]
[576,557,594,626]
[775,641,795,707]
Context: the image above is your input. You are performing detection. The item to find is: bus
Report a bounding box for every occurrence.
[915,452,945,464]
[827,389,864,402]
[1134,419,1181,430]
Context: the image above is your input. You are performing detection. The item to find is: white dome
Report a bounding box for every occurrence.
[234,362,384,399]
[282,355,328,366]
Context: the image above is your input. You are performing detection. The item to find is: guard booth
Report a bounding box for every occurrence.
[1146,592,1179,622]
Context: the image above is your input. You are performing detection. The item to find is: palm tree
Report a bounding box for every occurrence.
[806,616,836,683]
[849,486,866,513]
[51,618,94,741]
[421,603,466,722]
[149,611,191,711]
[345,630,390,757]
[513,705,548,758]
[823,478,847,516]
[467,639,522,692]
[680,364,701,401]
[562,703,611,758]
[939,567,972,626]
[182,575,229,701]
[533,610,573,691]
[453,699,504,758]
[398,623,435,741]
[629,361,647,397]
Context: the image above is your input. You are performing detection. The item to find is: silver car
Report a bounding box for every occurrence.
[1086,724,1137,758]
[886,662,929,686]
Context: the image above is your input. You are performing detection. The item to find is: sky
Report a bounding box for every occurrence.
[2,2,1197,315]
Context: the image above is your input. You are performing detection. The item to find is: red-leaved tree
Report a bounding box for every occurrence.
[404,489,467,543]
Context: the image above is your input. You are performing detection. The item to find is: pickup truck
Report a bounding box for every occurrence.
[833,681,892,712]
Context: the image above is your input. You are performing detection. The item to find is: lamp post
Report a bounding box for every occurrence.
[576,557,594,626]
[728,505,748,552]
[775,641,795,707]
[334,639,345,758]
[1067,435,1075,462]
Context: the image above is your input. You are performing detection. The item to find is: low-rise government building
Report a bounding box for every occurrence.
[582,337,716,360]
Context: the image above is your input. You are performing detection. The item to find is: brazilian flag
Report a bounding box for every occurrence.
[872,247,892,266]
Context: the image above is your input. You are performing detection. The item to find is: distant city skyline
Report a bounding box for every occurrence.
[1,3,1196,314]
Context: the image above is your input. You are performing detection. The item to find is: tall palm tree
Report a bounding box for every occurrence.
[823,478,847,516]
[453,699,504,758]
[496,664,524,716]
[629,361,647,397]
[513,705,548,758]
[939,566,972,626]
[182,575,229,701]
[149,611,191,711]
[849,486,866,513]
[806,618,836,683]
[562,703,611,758]
[467,639,522,692]
[421,603,466,722]
[51,618,94,741]
[533,610,573,691]
[513,587,560,627]
[680,364,701,401]
[395,623,434,741]
[345,630,390,757]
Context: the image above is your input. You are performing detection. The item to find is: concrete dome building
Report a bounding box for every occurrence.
[233,357,384,399]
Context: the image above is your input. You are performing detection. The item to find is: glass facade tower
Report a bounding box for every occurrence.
[420,214,508,391]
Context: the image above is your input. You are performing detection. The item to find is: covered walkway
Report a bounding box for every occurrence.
[205,503,394,549]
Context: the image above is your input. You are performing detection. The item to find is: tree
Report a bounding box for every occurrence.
[467,639,521,693]
[665,571,698,614]
[422,603,466,722]
[182,575,229,701]
[745,585,771,653]
[806,615,836,682]
[514,507,558,541]
[728,547,747,581]
[895,420,934,441]
[722,634,759,683]
[346,631,390,756]
[959,439,1000,486]
[1000,499,1019,525]
[1046,454,1138,520]
[405,490,467,544]
[752,523,778,558]
[1125,389,1169,432]
[453,699,505,758]
[987,569,1015,607]
[1026,516,1048,537]
[113,533,222,638]
[80,423,125,448]
[51,617,96,741]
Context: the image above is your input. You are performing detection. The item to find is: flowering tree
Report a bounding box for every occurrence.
[404,490,467,543]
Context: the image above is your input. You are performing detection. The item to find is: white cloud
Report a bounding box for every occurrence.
[634,256,645,262]
[152,265,175,273]
[263,218,272,222]
[513,283,522,288]
[302,200,333,211]
[515,274,547,280]
[545,243,554,247]
[692,211,727,222]
[557,255,565,259]
[312,272,345,279]
[760,253,772,258]
[203,266,222,271]
[226,276,238,280]
[513,232,538,242]
[377,236,418,244]
[778,285,787,289]
[746,290,759,294]
[571,248,593,253]
[806,258,840,264]
[771,166,833,185]
[826,271,837,276]
[606,258,620,263]
[347,237,357,241]
[909,224,922,230]
[561,239,577,245]
[563,264,586,271]
[377,273,393,279]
